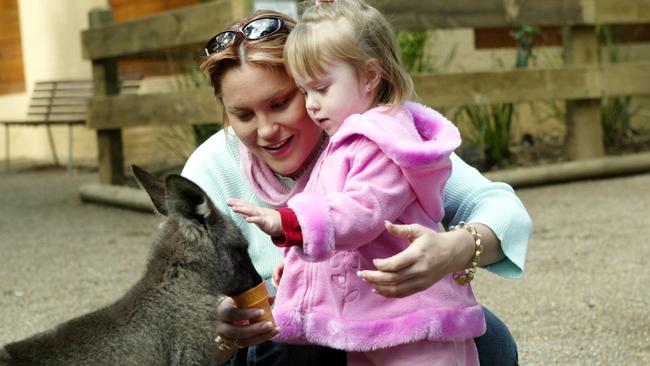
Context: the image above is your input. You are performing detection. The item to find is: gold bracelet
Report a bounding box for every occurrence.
[450,222,483,285]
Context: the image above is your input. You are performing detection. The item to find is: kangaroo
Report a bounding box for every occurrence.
[0,166,263,366]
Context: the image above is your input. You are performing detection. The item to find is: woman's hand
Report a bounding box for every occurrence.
[214,296,280,355]
[227,198,282,236]
[357,221,477,298]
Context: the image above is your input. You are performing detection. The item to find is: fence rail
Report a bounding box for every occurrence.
[82,0,650,60]
[81,0,650,184]
[87,89,220,129]
[86,61,650,129]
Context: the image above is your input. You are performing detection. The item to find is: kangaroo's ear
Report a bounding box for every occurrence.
[165,174,218,227]
[131,165,168,216]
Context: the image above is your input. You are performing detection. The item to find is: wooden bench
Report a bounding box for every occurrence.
[1,79,139,175]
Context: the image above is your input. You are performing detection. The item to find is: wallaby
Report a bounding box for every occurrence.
[0,166,263,366]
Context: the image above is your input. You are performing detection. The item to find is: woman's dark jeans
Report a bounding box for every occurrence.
[474,307,518,366]
[229,306,517,365]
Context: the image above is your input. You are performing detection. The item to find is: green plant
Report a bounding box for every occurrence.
[597,25,638,149]
[455,103,514,170]
[396,30,433,74]
[602,95,637,148]
[455,27,543,169]
[396,29,459,75]
[455,26,540,169]
[510,26,540,68]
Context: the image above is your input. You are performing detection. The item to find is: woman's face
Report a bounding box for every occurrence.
[221,64,323,176]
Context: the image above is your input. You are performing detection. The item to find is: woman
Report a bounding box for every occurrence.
[182,10,531,366]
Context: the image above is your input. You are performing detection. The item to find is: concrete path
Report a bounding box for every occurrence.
[0,168,648,365]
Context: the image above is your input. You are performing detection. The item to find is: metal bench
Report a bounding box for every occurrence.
[1,79,139,175]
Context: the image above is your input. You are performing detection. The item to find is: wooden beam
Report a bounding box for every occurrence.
[601,62,650,96]
[592,0,650,24]
[375,0,650,28]
[87,88,222,129]
[82,0,237,60]
[81,0,650,61]
[374,0,586,29]
[85,63,650,130]
[371,0,650,29]
[414,67,598,108]
[485,151,650,187]
[414,62,650,108]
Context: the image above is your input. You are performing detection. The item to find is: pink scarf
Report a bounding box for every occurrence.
[239,137,327,208]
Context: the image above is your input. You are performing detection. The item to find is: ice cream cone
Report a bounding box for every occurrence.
[232,282,275,326]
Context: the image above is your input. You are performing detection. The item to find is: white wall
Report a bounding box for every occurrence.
[0,0,189,169]
[0,0,107,165]
[20,0,108,90]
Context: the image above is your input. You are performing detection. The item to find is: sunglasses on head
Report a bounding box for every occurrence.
[204,17,291,56]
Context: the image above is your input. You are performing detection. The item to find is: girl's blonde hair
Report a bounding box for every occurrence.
[200,10,296,98]
[285,0,414,107]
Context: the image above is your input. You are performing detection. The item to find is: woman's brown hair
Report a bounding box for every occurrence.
[201,10,297,98]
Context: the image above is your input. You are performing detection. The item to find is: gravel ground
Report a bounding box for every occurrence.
[0,167,649,365]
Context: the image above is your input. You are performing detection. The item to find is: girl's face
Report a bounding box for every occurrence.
[293,61,375,136]
[221,64,323,176]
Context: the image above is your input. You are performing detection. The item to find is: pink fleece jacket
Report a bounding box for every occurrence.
[272,102,486,351]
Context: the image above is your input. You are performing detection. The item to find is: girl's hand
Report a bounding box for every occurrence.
[357,221,474,298]
[214,296,280,353]
[272,260,285,289]
[227,199,282,236]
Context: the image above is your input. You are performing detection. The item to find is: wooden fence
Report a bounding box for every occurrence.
[81,0,650,184]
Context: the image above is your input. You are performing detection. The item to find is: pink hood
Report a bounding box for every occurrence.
[330,101,461,221]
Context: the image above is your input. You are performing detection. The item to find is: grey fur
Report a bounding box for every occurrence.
[0,166,262,366]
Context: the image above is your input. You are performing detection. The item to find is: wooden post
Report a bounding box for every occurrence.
[45,88,60,166]
[4,124,9,173]
[564,26,604,160]
[88,8,124,185]
[67,123,74,176]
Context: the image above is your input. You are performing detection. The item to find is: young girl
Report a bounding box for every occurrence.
[228,0,485,364]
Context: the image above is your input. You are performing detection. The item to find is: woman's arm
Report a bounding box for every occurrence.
[358,153,532,297]
[442,153,532,277]
[357,221,500,297]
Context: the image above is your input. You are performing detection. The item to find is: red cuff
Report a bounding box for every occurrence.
[271,207,303,248]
